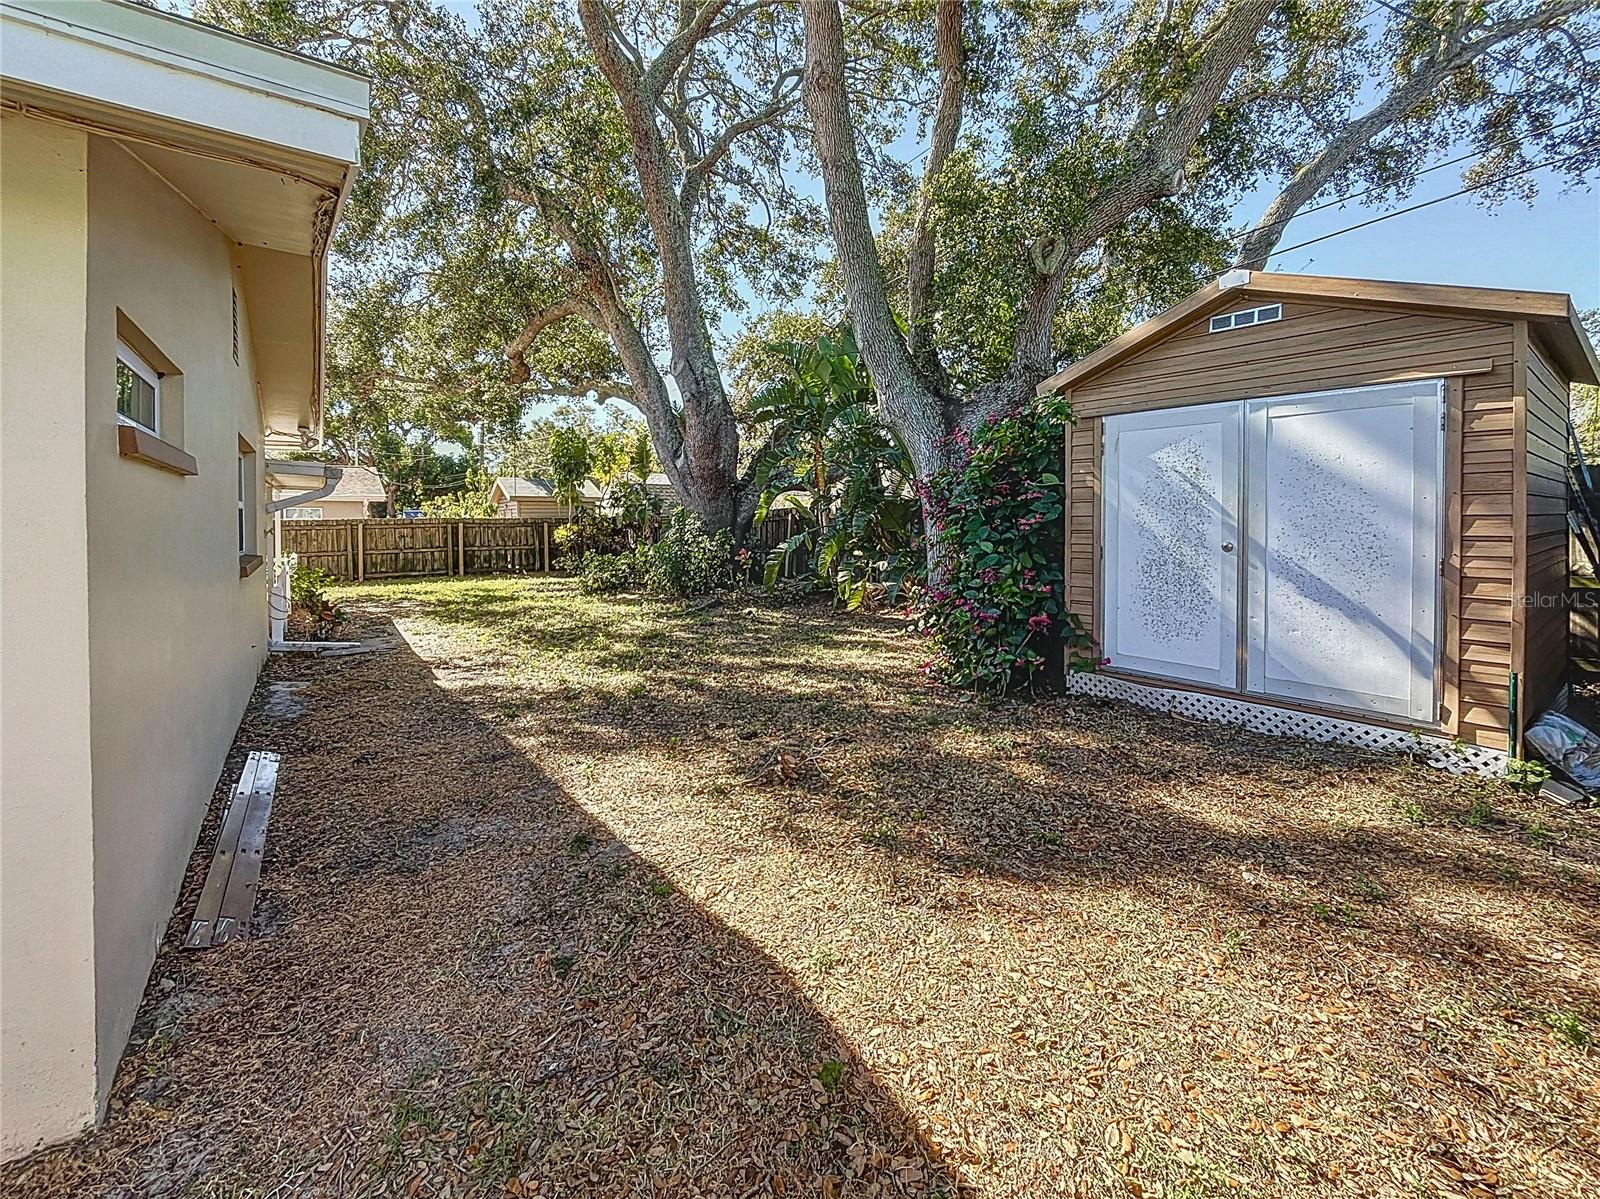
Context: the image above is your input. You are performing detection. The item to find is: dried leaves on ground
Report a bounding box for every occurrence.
[9,577,1598,1199]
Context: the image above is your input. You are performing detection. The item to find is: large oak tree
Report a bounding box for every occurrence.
[201,0,1597,550]
[200,0,913,537]
[799,0,1600,551]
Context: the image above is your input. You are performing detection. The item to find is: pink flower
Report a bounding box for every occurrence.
[1028,613,1051,632]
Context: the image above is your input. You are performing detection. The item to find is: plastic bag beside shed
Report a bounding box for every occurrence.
[1523,712,1600,792]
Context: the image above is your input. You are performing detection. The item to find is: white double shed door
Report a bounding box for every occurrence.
[1102,380,1443,723]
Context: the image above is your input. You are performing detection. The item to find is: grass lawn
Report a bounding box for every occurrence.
[10,576,1598,1198]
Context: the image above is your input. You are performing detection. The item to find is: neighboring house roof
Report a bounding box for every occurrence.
[643,473,678,502]
[323,464,387,503]
[0,0,372,449]
[491,477,603,502]
[1038,269,1600,395]
[492,476,554,499]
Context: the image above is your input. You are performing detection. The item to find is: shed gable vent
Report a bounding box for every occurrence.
[231,288,240,365]
[1209,303,1282,333]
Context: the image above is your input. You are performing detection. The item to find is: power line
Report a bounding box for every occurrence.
[1268,142,1596,257]
[1226,110,1591,245]
[1083,140,1595,354]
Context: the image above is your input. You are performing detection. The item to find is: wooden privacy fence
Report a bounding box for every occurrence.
[280,512,808,583]
[280,518,559,581]
[748,509,809,578]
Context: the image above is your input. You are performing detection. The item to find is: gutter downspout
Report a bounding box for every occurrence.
[265,463,343,513]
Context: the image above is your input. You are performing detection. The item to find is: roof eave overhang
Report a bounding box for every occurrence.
[1039,270,1600,395]
[1,0,372,444]
[1037,273,1243,396]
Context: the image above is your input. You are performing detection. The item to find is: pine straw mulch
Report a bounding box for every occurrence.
[8,576,1598,1199]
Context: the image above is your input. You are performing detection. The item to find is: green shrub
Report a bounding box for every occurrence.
[553,511,627,564]
[290,565,338,614]
[637,510,735,598]
[1505,757,1551,792]
[576,551,637,595]
[910,394,1094,693]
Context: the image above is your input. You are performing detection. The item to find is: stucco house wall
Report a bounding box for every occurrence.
[82,133,273,1114]
[0,0,368,1161]
[0,111,101,1163]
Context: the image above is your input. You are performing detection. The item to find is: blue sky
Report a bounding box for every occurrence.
[1247,175,1600,309]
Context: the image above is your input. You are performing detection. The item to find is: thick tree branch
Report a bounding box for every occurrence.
[645,0,735,97]
[645,0,791,96]
[1233,0,1590,268]
[576,0,745,529]
[1009,0,1277,386]
[681,68,803,210]
[800,0,946,479]
[502,179,686,483]
[505,296,600,371]
[904,0,965,388]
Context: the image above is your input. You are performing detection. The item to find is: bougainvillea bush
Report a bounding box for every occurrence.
[910,393,1095,693]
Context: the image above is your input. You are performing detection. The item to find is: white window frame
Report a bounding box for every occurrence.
[237,454,248,552]
[116,339,161,436]
[283,507,324,520]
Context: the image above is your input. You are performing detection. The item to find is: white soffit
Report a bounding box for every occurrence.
[239,244,319,445]
[124,141,328,254]
[2,0,371,444]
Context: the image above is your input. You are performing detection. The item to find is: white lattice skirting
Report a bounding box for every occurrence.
[1064,672,1508,777]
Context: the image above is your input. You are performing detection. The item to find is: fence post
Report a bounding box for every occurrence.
[458,521,466,576]
[356,520,366,582]
[542,522,550,572]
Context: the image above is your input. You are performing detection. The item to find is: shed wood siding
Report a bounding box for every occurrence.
[1521,330,1571,723]
[1063,297,1531,750]
[500,495,575,520]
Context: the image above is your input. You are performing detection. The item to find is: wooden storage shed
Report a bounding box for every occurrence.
[1042,271,1600,769]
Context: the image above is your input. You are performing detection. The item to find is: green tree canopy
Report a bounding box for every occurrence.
[547,425,594,521]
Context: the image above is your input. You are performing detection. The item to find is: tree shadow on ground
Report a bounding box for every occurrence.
[388,579,1600,1026]
[186,577,1599,1198]
[3,618,956,1199]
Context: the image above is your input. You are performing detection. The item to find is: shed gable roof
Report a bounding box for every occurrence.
[1038,271,1599,394]
[492,477,603,501]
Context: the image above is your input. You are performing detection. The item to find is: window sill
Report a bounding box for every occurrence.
[239,554,265,579]
[118,424,197,476]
